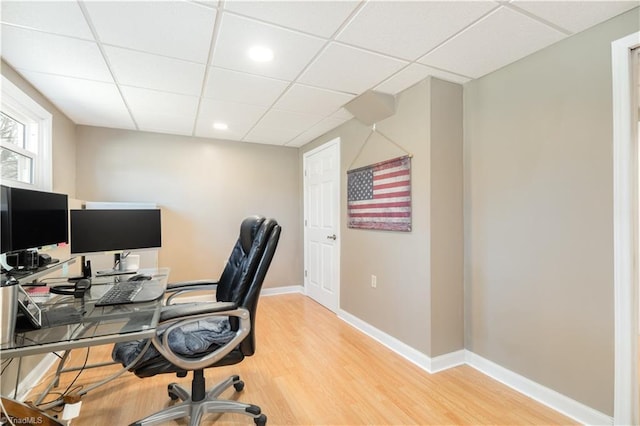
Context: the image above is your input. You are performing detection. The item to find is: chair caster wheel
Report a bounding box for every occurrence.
[254,414,267,426]
[233,380,245,392]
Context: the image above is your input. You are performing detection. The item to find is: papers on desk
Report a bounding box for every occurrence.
[25,286,50,302]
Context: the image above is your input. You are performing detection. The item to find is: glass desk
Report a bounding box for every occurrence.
[1,268,169,359]
[0,268,169,409]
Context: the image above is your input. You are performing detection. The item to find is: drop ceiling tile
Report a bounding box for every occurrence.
[419,6,566,79]
[511,0,639,33]
[195,98,268,140]
[298,42,408,94]
[121,87,199,135]
[337,0,498,61]
[375,63,470,94]
[195,1,218,7]
[84,1,216,63]
[203,67,289,106]
[17,70,134,129]
[258,109,324,132]
[244,109,324,145]
[105,46,206,96]
[274,84,355,116]
[224,0,360,37]
[1,25,112,82]
[243,125,302,146]
[1,1,93,39]
[212,13,326,81]
[286,115,351,147]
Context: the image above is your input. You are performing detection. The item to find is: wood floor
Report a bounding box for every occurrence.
[28,293,576,425]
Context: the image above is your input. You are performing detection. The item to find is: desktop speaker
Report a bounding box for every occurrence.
[6,250,38,270]
[38,253,52,267]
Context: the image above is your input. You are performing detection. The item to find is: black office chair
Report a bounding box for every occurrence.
[112,216,281,426]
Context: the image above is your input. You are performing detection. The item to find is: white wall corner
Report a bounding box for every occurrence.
[430,349,466,373]
[465,351,613,426]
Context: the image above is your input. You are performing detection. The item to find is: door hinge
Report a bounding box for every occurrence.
[304,270,308,277]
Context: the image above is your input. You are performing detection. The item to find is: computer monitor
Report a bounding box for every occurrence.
[70,209,162,255]
[0,185,69,254]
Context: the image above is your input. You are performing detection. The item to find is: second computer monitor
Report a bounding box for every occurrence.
[70,209,162,255]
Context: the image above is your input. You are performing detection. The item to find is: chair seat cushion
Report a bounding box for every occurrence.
[112,317,235,371]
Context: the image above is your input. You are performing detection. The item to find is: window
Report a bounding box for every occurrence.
[0,75,52,190]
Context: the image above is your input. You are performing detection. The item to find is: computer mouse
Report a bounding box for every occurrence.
[128,274,152,281]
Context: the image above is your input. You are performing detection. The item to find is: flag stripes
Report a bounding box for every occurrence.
[347,155,411,231]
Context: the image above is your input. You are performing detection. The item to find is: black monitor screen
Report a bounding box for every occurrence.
[70,209,162,254]
[1,185,69,253]
[1,186,9,253]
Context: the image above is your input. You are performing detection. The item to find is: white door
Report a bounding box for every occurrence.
[304,138,340,312]
[612,32,640,425]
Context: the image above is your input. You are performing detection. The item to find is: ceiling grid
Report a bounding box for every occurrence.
[1,0,637,147]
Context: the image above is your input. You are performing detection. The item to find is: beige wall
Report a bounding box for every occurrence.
[430,79,464,356]
[464,8,639,415]
[301,77,463,357]
[74,126,301,287]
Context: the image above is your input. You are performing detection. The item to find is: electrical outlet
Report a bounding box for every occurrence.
[371,275,377,288]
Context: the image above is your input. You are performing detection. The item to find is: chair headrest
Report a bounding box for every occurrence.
[239,216,265,253]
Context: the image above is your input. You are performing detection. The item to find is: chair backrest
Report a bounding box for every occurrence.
[216,216,281,356]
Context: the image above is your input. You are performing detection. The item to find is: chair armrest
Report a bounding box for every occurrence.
[166,279,218,291]
[165,280,218,305]
[159,301,237,322]
[151,302,250,371]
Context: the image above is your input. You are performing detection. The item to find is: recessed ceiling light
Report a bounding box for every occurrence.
[248,45,274,63]
[213,122,228,130]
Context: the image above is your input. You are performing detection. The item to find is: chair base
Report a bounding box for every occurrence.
[130,374,266,426]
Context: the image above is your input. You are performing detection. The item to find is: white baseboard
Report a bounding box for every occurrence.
[465,351,612,426]
[338,309,464,373]
[337,306,611,426]
[13,353,59,401]
[338,308,431,371]
[431,349,466,373]
[261,284,304,296]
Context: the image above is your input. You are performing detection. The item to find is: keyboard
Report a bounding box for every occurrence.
[95,282,143,306]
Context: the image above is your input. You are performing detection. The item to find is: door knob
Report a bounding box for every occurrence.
[327,234,337,240]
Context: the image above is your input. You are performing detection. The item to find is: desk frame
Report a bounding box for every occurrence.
[1,267,168,408]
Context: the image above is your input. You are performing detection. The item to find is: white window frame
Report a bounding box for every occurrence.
[1,75,52,191]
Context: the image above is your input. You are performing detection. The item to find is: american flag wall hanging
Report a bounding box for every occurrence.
[347,155,412,231]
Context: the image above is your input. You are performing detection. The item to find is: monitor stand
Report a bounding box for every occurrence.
[95,253,137,277]
[95,269,136,277]
[67,257,92,282]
